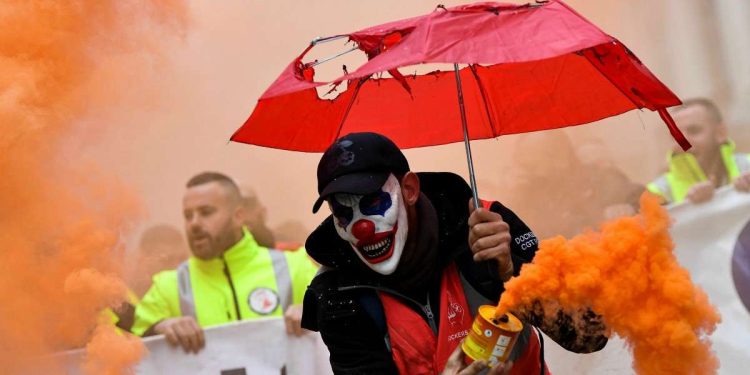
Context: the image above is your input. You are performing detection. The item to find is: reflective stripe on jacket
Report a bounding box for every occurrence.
[132,228,318,335]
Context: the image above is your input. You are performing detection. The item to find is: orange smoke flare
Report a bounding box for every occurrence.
[497,193,721,375]
[0,1,187,374]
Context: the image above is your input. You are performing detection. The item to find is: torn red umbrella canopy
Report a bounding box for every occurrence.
[232,0,689,152]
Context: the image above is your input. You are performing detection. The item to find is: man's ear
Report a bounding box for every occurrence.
[400,172,420,206]
[233,204,247,228]
[715,123,729,144]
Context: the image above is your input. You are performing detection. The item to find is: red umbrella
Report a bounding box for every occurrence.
[231,0,689,206]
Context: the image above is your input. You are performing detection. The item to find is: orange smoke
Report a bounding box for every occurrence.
[497,193,721,375]
[0,1,187,374]
[84,325,146,375]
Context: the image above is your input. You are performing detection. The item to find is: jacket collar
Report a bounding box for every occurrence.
[190,227,260,272]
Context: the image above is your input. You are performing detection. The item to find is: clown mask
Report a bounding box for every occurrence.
[329,174,408,275]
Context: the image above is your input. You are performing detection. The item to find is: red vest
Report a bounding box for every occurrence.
[379,264,550,375]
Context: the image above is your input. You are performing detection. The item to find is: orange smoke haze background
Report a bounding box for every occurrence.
[0,1,187,373]
[497,194,721,375]
[1,0,748,373]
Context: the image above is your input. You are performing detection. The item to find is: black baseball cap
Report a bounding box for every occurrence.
[312,132,410,213]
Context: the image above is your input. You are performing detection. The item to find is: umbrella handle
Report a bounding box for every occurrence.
[454,63,481,211]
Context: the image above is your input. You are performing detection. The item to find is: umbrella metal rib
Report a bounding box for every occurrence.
[308,46,360,68]
[310,35,348,46]
[453,63,481,210]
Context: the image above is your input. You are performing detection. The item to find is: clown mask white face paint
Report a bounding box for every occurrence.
[329,174,408,275]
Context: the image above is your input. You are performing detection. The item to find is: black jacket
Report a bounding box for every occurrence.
[302,173,607,374]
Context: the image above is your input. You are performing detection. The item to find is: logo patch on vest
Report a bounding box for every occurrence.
[248,287,279,315]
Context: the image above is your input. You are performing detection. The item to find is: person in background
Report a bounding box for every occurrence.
[273,220,309,251]
[647,98,750,204]
[500,131,643,239]
[106,225,186,333]
[575,136,644,219]
[128,224,190,298]
[132,172,319,353]
[237,185,277,248]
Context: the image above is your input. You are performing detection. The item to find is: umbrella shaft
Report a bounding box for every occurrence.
[454,63,480,210]
[334,79,365,140]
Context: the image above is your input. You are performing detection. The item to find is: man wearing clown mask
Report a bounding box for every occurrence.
[302,132,608,375]
[329,174,408,275]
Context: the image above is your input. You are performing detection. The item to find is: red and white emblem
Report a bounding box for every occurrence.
[248,287,280,315]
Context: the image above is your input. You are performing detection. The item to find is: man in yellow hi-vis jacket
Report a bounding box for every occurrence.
[132,172,318,353]
[647,98,750,204]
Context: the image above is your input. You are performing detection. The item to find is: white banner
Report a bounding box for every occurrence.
[545,187,750,374]
[136,318,331,375]
[50,318,333,375]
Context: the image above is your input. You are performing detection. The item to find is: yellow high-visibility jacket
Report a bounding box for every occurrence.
[647,142,750,204]
[132,228,318,335]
